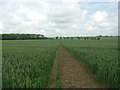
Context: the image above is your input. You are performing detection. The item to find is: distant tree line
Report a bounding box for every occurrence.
[55,36,100,40]
[2,34,116,40]
[1,34,47,40]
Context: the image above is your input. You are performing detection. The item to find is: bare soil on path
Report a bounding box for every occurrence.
[49,46,106,88]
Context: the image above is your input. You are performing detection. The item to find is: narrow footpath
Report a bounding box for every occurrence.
[49,46,106,88]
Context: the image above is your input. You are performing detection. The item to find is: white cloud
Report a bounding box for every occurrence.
[0,22,3,33]
[84,11,117,36]
[81,10,87,18]
[99,22,110,27]
[49,22,56,26]
[1,0,119,2]
[91,11,108,22]
[0,1,118,36]
[72,24,77,28]
[19,5,47,21]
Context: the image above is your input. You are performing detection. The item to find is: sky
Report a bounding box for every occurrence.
[0,0,119,37]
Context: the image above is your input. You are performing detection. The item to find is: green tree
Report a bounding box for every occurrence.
[56,36,59,39]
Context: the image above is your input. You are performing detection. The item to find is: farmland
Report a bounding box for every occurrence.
[2,40,60,88]
[0,39,2,89]
[63,37,119,88]
[2,37,119,88]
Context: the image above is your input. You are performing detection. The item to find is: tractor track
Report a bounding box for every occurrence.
[49,46,106,88]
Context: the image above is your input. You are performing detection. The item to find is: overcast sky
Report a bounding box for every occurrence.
[0,0,119,36]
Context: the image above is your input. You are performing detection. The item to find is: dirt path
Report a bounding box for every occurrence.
[49,46,106,88]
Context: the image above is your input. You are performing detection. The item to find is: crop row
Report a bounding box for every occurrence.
[2,40,60,88]
[63,39,119,88]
